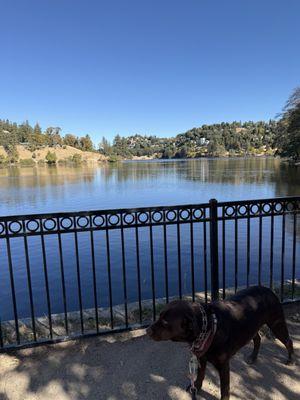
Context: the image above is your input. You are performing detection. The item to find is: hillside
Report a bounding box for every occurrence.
[0,117,283,163]
[104,120,279,159]
[0,144,107,165]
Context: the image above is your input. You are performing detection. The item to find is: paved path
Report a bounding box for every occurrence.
[0,305,299,400]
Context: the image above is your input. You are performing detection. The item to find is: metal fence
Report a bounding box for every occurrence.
[0,196,299,351]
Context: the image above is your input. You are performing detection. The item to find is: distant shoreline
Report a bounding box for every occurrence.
[0,153,281,169]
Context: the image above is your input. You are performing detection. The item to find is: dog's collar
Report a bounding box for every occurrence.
[191,304,217,358]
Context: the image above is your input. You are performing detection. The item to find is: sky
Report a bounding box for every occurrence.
[0,0,300,143]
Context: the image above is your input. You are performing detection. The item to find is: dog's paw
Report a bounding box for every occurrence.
[245,355,257,365]
[285,358,296,366]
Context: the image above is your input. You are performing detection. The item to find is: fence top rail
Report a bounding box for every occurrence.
[0,195,300,222]
[217,195,300,207]
[0,202,211,222]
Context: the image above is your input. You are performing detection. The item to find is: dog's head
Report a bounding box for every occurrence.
[146,300,201,343]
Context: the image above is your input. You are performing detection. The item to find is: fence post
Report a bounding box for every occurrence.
[209,198,219,301]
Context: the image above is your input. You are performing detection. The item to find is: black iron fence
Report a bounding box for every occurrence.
[0,196,299,351]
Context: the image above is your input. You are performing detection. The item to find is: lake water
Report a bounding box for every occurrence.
[0,157,299,215]
[0,158,299,321]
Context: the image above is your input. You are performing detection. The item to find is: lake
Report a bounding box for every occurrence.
[0,158,299,321]
[0,157,299,215]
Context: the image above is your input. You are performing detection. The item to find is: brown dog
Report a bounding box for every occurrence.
[146,286,294,400]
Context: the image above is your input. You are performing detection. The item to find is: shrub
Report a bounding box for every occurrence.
[107,154,122,162]
[4,144,19,163]
[0,154,8,165]
[45,151,57,164]
[72,153,82,164]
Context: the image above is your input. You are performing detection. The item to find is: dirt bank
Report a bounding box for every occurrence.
[0,145,107,164]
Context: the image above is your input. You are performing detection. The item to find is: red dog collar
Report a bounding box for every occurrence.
[191,305,217,358]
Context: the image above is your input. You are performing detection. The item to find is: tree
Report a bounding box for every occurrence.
[99,137,112,155]
[64,134,78,148]
[79,135,94,151]
[45,127,63,147]
[18,121,33,143]
[30,123,46,148]
[161,147,174,159]
[175,146,188,158]
[5,144,19,163]
[276,87,300,161]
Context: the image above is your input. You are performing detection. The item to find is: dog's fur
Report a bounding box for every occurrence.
[147,286,294,400]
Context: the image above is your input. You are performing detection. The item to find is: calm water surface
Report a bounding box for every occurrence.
[0,157,299,215]
[0,158,299,321]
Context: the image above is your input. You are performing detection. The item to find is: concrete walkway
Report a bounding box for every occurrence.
[0,304,299,400]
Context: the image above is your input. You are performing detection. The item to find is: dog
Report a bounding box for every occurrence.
[146,286,294,400]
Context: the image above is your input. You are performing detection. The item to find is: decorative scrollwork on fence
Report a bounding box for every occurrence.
[222,199,300,219]
[0,205,209,237]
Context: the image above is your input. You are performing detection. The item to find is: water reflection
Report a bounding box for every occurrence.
[1,158,300,215]
[100,157,299,191]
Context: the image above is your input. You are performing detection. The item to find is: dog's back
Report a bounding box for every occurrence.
[222,285,281,322]
[211,286,293,363]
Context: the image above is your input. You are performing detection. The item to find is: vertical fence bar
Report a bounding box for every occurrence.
[246,211,250,288]
[120,213,128,328]
[57,218,69,335]
[163,221,169,304]
[292,212,297,300]
[74,218,84,334]
[0,228,3,348]
[39,219,53,339]
[177,219,182,299]
[203,214,208,303]
[22,221,36,342]
[4,222,20,344]
[222,208,226,299]
[280,212,286,302]
[0,319,3,348]
[149,224,156,321]
[258,212,262,286]
[135,214,142,324]
[105,217,114,329]
[234,209,238,293]
[209,199,219,301]
[190,208,195,302]
[89,216,99,333]
[270,214,274,290]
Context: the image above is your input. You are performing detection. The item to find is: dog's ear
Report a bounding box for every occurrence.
[181,315,196,334]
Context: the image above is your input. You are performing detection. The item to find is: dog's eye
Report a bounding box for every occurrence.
[161,320,169,327]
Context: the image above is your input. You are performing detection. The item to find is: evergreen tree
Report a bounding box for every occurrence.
[79,134,94,151]
[64,134,78,147]
[276,87,300,161]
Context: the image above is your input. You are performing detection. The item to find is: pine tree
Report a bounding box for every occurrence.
[276,87,300,161]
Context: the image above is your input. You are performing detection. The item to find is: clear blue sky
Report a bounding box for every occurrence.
[1,1,299,143]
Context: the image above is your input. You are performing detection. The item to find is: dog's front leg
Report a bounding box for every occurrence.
[195,357,207,390]
[216,361,230,400]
